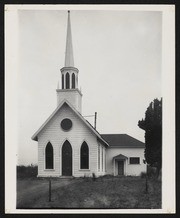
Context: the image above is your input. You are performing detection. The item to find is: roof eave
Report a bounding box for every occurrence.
[31,135,38,141]
[107,145,145,148]
[97,137,109,147]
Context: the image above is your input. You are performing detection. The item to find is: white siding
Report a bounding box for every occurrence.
[56,89,82,113]
[106,147,146,176]
[97,144,100,171]
[37,103,104,177]
[96,142,106,177]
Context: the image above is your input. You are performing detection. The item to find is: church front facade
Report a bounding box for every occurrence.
[32,11,146,178]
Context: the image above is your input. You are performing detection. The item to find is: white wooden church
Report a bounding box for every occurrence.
[32,11,146,178]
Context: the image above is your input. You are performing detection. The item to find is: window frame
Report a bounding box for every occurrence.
[62,74,64,89]
[80,142,89,170]
[129,157,140,165]
[72,73,75,89]
[61,118,73,131]
[45,142,54,170]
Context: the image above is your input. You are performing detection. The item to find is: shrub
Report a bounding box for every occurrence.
[140,166,159,179]
[147,166,158,178]
[92,173,96,181]
[17,164,38,179]
[101,174,114,178]
[140,172,147,178]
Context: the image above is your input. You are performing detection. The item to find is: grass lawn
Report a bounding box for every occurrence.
[17,176,161,209]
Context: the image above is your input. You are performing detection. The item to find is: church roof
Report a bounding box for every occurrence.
[31,99,109,147]
[101,134,145,148]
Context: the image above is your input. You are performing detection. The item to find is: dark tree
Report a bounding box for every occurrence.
[138,98,162,175]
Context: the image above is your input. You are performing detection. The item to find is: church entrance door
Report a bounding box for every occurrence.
[62,140,72,176]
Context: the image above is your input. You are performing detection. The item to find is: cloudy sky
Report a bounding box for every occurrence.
[16,8,162,165]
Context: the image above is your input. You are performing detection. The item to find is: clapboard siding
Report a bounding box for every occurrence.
[57,89,82,113]
[106,147,146,176]
[37,103,105,177]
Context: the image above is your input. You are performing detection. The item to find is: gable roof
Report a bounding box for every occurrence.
[31,99,109,147]
[101,134,145,148]
[113,154,128,160]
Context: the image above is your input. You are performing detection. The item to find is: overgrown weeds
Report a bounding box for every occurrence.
[17,165,38,179]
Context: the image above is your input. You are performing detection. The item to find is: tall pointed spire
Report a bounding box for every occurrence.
[57,11,82,113]
[65,11,74,67]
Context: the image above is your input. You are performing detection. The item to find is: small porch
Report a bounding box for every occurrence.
[113,154,128,176]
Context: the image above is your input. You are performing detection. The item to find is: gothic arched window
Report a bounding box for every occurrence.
[66,72,70,89]
[45,142,54,169]
[62,74,64,89]
[80,142,89,169]
[72,73,75,89]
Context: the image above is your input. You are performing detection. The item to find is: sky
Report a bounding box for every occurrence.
[16,9,162,165]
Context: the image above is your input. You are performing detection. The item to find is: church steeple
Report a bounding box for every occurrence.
[56,11,82,113]
[60,10,79,90]
[65,11,74,67]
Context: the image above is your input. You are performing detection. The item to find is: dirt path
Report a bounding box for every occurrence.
[17,178,77,208]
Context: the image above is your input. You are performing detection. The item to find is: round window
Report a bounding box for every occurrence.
[61,118,72,131]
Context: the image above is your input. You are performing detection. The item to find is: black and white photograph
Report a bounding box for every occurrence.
[5,4,175,213]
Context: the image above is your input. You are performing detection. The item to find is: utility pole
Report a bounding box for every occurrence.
[83,112,97,129]
[94,112,97,129]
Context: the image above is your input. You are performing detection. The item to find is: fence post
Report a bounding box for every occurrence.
[145,163,148,193]
[145,173,148,193]
[49,177,51,202]
[143,159,148,193]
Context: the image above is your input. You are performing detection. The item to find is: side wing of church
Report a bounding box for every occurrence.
[32,11,146,178]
